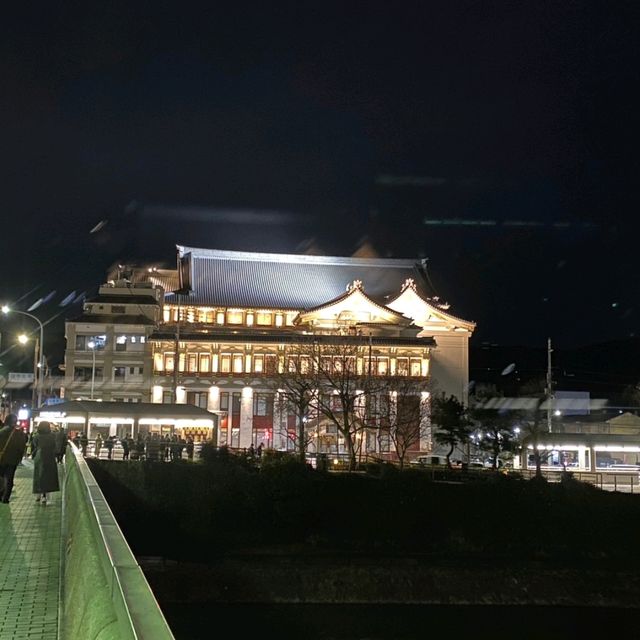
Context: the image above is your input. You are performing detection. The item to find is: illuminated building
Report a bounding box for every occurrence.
[149,247,475,452]
[62,247,474,452]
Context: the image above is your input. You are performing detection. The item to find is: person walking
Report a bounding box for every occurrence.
[54,428,68,464]
[186,436,194,461]
[121,436,130,461]
[31,421,60,506]
[94,433,103,459]
[105,435,114,460]
[79,432,88,457]
[0,414,28,504]
[135,436,145,461]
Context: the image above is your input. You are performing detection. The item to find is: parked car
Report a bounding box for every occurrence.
[410,455,461,467]
[483,458,505,469]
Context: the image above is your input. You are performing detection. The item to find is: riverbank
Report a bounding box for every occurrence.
[143,554,640,607]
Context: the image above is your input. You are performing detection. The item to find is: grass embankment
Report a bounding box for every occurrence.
[88,453,640,567]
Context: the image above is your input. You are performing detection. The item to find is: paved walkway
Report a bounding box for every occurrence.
[0,460,61,639]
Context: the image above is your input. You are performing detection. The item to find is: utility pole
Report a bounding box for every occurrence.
[172,293,181,403]
[546,337,553,433]
[32,336,39,409]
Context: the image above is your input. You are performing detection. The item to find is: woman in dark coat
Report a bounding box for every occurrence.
[32,421,60,505]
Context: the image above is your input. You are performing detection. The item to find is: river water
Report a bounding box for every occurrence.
[162,603,639,639]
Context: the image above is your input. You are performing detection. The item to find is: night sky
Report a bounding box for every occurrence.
[1,2,638,369]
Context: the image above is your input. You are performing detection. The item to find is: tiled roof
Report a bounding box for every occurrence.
[127,270,180,294]
[168,246,431,309]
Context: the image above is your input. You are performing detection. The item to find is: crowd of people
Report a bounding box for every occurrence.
[0,414,209,507]
[70,432,197,462]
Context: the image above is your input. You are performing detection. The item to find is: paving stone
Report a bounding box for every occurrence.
[0,461,61,639]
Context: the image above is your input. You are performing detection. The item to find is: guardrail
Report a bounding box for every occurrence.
[518,468,639,492]
[60,444,175,639]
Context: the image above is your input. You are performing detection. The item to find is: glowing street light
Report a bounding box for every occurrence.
[2,305,45,407]
[18,334,29,345]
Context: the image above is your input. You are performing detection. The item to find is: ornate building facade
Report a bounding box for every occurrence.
[62,246,474,454]
[148,246,475,453]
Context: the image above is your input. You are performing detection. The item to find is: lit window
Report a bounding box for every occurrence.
[233,354,244,373]
[131,336,137,343]
[140,336,146,343]
[212,354,219,373]
[397,358,409,376]
[187,353,198,373]
[254,355,264,373]
[178,353,186,372]
[246,313,254,326]
[227,310,243,325]
[200,354,211,373]
[154,353,164,372]
[275,314,283,327]
[164,353,175,372]
[221,355,231,373]
[256,312,272,326]
[163,308,170,322]
[264,354,277,374]
[377,358,389,375]
[216,311,225,325]
[410,358,421,376]
[115,336,127,352]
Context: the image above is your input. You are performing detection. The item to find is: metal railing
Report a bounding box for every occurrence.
[518,468,639,492]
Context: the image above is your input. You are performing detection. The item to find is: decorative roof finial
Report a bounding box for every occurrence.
[347,279,364,292]
[401,278,416,292]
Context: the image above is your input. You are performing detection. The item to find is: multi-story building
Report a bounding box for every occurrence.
[62,247,475,454]
[148,246,475,453]
[62,279,165,403]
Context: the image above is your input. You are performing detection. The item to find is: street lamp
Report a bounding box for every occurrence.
[3,307,45,408]
[87,340,97,400]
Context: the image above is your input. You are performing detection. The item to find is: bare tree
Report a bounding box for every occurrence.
[376,376,431,470]
[313,341,375,471]
[269,339,375,470]
[273,362,317,463]
[517,379,552,478]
